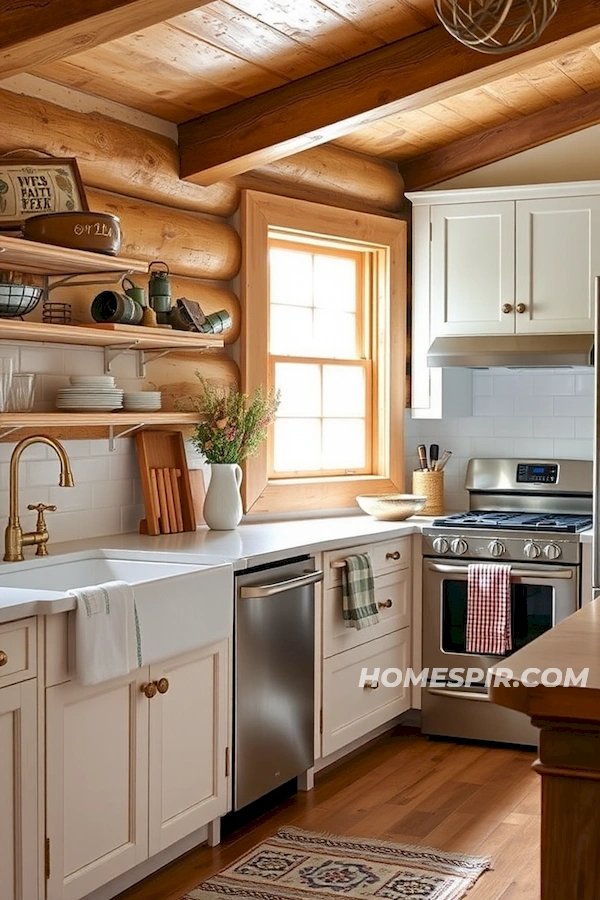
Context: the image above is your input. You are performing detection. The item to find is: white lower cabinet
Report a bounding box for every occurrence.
[45,639,230,900]
[0,679,38,900]
[322,629,410,757]
[320,538,413,758]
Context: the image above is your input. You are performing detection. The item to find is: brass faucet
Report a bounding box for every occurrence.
[4,436,74,562]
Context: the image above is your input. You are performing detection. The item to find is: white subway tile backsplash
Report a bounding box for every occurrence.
[473,394,514,416]
[533,417,575,439]
[493,416,533,437]
[553,439,592,459]
[92,479,133,509]
[71,456,110,484]
[19,346,65,374]
[553,395,594,417]
[408,368,594,511]
[48,482,93,511]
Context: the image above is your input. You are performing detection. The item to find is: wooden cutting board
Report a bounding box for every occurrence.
[135,430,196,535]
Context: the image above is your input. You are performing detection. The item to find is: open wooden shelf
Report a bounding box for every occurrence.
[0,412,200,428]
[0,234,147,276]
[0,319,224,351]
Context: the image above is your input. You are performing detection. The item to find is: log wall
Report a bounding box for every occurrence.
[0,88,406,413]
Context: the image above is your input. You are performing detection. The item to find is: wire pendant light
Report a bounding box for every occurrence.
[434,0,561,54]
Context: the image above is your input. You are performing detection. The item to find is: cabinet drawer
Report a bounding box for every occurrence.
[322,629,410,757]
[0,618,36,686]
[323,569,411,658]
[325,536,411,588]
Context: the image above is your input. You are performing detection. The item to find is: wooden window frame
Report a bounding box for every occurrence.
[241,189,406,515]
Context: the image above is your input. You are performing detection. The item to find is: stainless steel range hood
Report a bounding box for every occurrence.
[427,334,594,368]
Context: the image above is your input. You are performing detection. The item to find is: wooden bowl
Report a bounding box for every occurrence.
[22,212,122,255]
[356,493,427,521]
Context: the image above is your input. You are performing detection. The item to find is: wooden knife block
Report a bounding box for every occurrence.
[135,431,196,535]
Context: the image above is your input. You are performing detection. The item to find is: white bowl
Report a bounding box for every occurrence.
[356,493,427,521]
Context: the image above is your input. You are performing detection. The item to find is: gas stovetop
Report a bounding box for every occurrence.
[431,511,593,533]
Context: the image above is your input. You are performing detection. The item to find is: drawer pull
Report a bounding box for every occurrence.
[141,682,157,699]
[378,599,393,609]
[364,681,380,690]
[385,551,401,560]
[0,650,7,667]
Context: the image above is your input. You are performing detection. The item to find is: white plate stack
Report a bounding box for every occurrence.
[56,376,124,411]
[122,391,162,412]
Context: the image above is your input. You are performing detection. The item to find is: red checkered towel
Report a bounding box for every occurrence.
[465,563,512,655]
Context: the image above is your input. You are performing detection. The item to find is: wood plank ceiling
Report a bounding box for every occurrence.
[6,0,600,189]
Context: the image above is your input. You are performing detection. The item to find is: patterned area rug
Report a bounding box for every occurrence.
[183,826,491,900]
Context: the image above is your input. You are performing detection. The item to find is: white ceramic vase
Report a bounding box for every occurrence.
[203,463,243,530]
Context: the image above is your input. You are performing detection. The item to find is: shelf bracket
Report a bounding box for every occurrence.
[104,342,140,374]
[108,422,146,451]
[136,349,171,377]
[0,426,23,440]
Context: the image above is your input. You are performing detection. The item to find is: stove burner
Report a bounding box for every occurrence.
[431,511,593,533]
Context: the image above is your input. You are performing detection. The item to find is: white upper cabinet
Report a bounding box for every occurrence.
[515,196,600,334]
[431,200,515,336]
[413,184,600,340]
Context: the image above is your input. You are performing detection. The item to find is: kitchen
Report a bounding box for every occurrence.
[1,3,600,900]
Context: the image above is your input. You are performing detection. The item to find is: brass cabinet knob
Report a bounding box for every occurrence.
[155,677,170,694]
[516,303,526,314]
[385,551,401,560]
[502,303,513,314]
[0,650,7,667]
[141,681,157,699]
[378,599,393,609]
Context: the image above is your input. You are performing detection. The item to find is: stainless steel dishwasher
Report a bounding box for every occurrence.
[233,556,322,811]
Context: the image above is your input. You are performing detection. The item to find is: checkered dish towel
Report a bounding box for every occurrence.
[465,563,512,655]
[342,553,379,630]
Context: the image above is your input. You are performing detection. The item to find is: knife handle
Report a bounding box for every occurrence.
[417,445,428,471]
[436,450,452,472]
[429,444,439,470]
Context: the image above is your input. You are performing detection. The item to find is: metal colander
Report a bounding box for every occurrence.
[0,283,43,318]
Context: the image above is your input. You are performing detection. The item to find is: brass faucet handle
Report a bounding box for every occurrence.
[27,504,57,556]
[27,503,57,527]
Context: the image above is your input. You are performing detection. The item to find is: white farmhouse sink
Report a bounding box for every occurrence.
[1,550,233,666]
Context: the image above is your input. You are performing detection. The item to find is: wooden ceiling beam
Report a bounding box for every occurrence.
[179,6,600,185]
[0,0,215,77]
[400,88,600,191]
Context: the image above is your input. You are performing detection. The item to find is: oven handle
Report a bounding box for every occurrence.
[426,562,573,580]
[427,687,489,702]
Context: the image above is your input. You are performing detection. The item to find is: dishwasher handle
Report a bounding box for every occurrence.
[239,569,323,599]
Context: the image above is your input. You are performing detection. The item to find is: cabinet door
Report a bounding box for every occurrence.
[431,201,515,336]
[322,629,410,757]
[516,196,600,333]
[0,680,37,900]
[148,639,229,856]
[45,671,149,900]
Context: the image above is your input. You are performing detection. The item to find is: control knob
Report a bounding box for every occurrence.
[487,539,505,558]
[524,541,541,559]
[451,538,468,556]
[544,542,562,561]
[432,537,450,554]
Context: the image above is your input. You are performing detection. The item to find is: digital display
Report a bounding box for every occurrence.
[516,463,558,484]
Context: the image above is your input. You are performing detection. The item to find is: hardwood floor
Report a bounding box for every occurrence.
[116,728,540,900]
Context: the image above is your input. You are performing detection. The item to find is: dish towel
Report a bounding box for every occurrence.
[342,553,379,630]
[465,563,512,655]
[68,580,143,685]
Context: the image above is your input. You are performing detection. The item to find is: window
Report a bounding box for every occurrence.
[269,239,370,477]
[241,190,406,515]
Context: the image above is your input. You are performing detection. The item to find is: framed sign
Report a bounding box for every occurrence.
[0,156,89,229]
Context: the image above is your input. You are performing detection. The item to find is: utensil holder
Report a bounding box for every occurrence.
[412,469,444,516]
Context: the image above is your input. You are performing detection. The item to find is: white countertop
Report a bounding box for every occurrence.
[0,513,427,623]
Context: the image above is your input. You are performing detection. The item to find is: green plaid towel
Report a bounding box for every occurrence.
[342,553,379,630]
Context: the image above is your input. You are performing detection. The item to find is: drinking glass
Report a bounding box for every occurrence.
[0,358,14,412]
[7,373,36,411]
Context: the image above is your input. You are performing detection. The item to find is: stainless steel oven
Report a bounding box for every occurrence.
[421,457,591,747]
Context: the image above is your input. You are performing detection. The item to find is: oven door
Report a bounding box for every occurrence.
[421,558,578,745]
[423,558,579,673]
